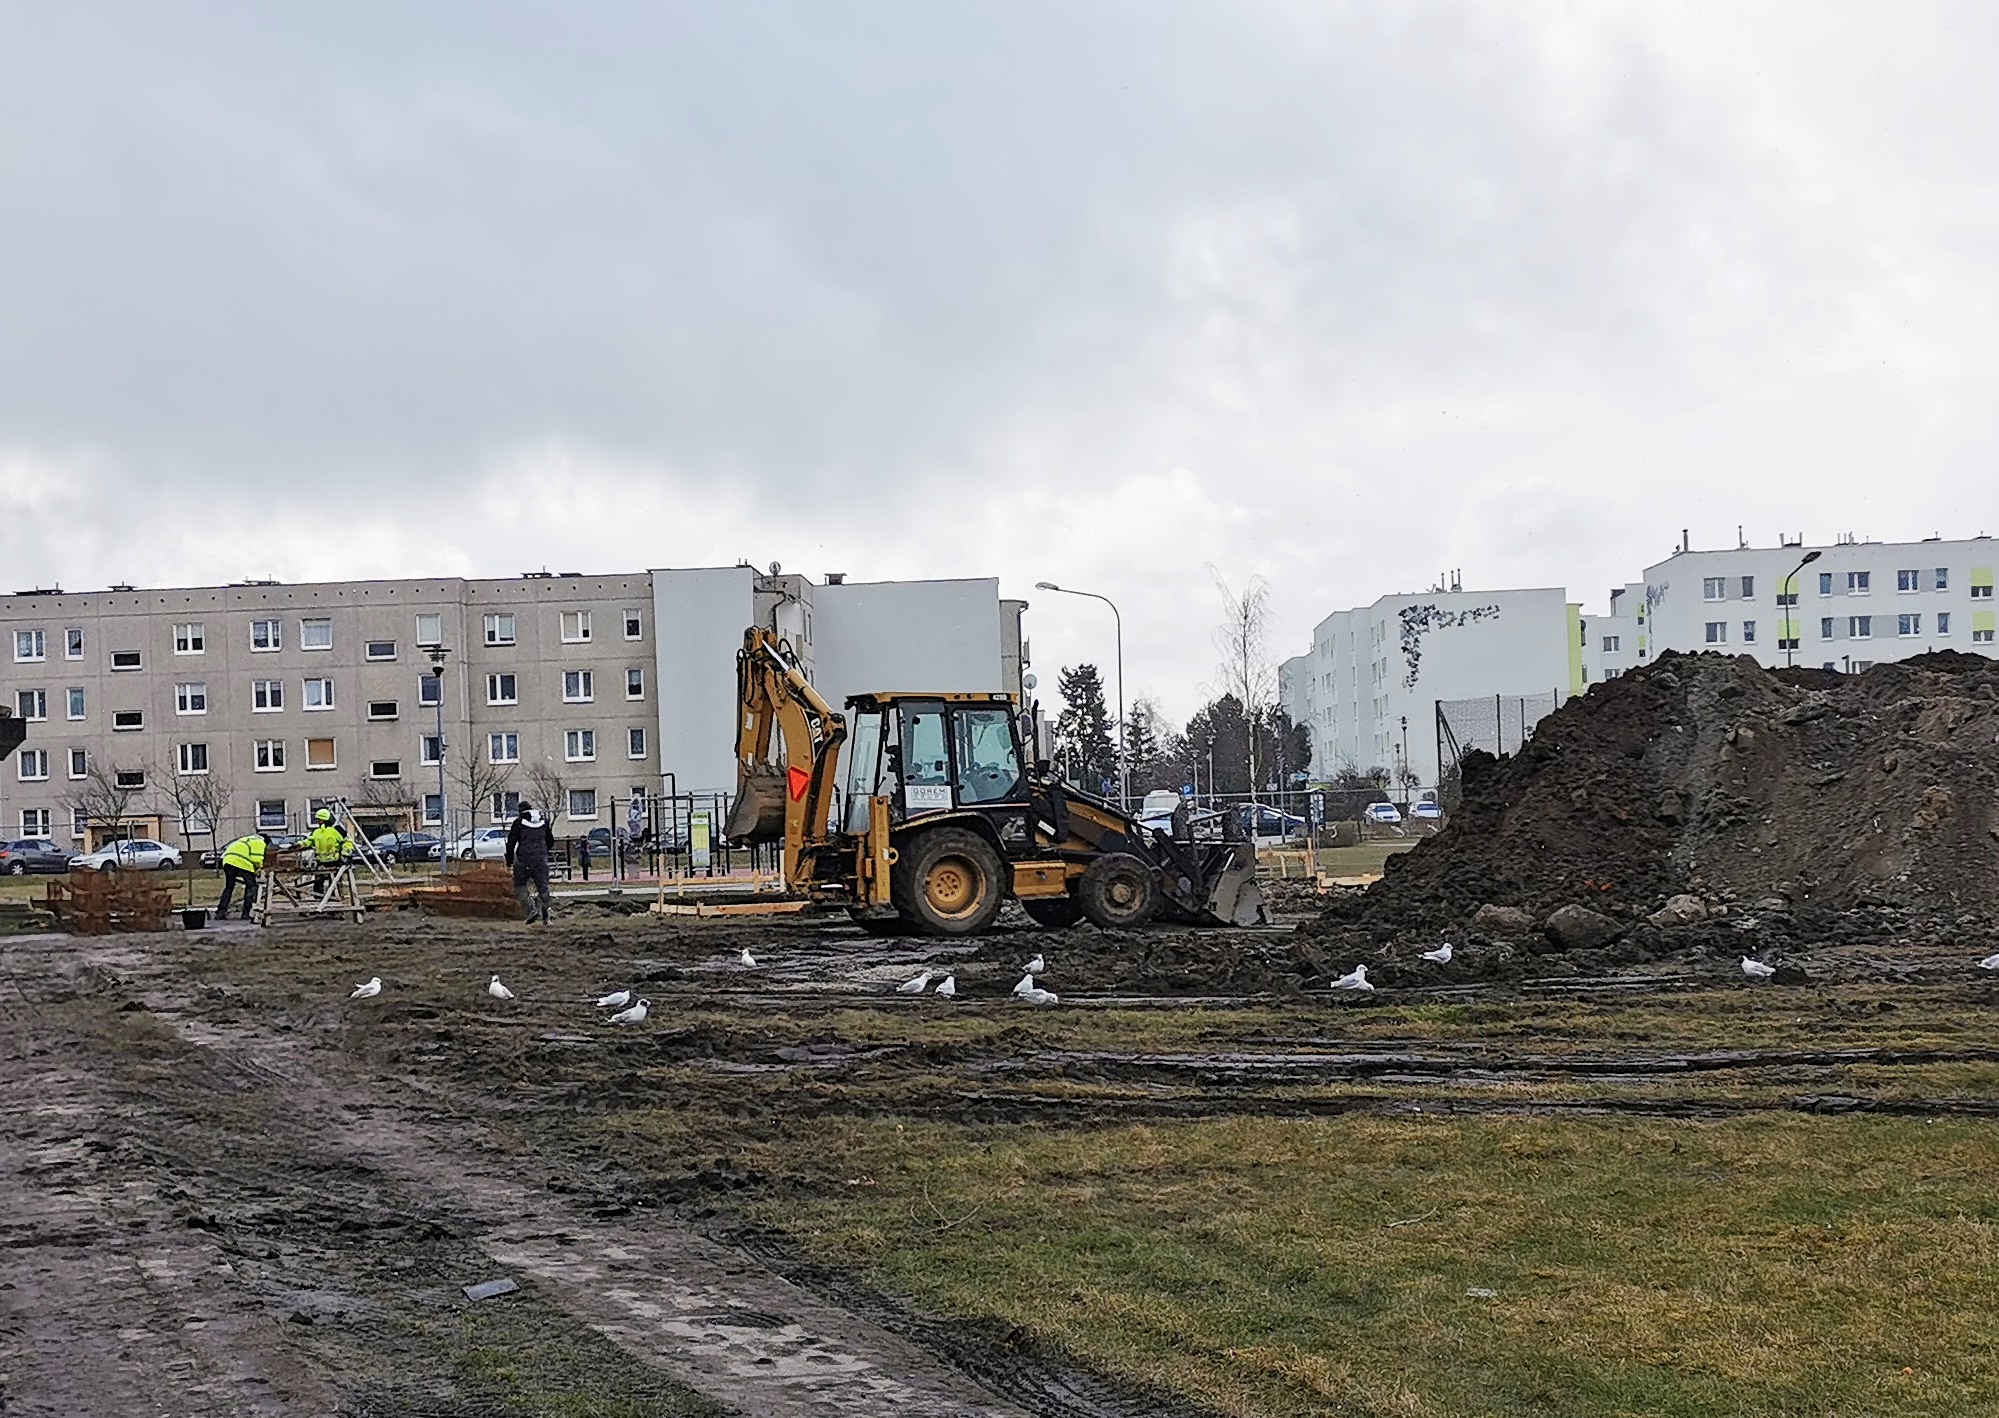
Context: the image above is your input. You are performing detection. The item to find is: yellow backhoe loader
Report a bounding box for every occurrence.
[724,626,1265,935]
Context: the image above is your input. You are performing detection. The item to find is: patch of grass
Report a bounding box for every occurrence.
[738,1113,1999,1418]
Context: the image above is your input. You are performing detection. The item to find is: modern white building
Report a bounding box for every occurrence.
[1,565,1026,849]
[1281,586,1581,791]
[1625,534,1998,672]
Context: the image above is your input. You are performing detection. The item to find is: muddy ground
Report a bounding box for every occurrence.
[5,899,1998,1415]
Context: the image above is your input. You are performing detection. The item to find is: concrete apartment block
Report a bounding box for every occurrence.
[2,567,1025,848]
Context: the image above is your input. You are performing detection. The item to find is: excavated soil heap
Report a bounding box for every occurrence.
[1312,650,1999,960]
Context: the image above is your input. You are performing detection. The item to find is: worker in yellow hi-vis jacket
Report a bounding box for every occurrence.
[306,808,352,895]
[216,832,269,920]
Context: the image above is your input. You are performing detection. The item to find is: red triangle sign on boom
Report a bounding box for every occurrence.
[787,766,811,801]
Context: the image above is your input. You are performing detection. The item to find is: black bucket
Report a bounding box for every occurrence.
[181,908,208,931]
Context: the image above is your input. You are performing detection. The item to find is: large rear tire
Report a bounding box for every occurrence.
[1078,853,1159,930]
[1021,896,1084,929]
[891,828,1005,936]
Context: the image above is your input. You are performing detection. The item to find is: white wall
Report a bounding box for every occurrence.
[651,566,757,795]
[813,578,1005,710]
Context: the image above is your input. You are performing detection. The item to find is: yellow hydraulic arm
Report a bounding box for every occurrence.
[725,627,847,889]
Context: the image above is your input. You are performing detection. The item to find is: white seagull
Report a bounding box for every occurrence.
[897,971,932,994]
[739,948,757,968]
[609,998,650,1025]
[1023,954,1046,975]
[1018,986,1060,1006]
[1978,953,1999,971]
[1012,972,1036,997]
[350,977,382,999]
[595,989,631,1009]
[1330,965,1375,993]
[1740,957,1777,979]
[935,975,957,998]
[487,974,515,1001]
[1420,943,1454,964]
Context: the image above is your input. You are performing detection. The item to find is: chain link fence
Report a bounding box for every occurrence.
[1434,691,1563,811]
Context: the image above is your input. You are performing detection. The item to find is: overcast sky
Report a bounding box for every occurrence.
[4,2,1996,726]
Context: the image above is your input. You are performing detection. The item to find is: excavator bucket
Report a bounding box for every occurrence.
[1203,849,1269,927]
[724,766,788,843]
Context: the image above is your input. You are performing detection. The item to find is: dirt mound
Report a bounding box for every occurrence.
[1313,650,1999,955]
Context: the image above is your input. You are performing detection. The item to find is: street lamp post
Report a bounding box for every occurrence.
[1035,581,1125,806]
[428,646,450,875]
[1783,549,1823,668]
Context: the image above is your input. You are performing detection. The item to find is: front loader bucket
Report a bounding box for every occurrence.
[1203,844,1269,926]
[724,767,788,843]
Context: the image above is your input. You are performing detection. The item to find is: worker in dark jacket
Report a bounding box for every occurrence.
[505,803,556,924]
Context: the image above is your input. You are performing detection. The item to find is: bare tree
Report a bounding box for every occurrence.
[1211,570,1276,803]
[451,748,517,838]
[62,758,153,848]
[524,758,571,829]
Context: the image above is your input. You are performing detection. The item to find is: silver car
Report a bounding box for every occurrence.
[70,838,183,871]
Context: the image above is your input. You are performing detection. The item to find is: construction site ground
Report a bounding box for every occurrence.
[5,876,1997,1418]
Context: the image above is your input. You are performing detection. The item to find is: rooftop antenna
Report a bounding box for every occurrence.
[1737,525,1747,549]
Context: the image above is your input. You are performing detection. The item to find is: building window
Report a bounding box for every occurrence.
[1742,621,1757,643]
[66,687,84,719]
[300,618,333,651]
[628,727,647,758]
[1704,622,1727,644]
[1898,613,1922,637]
[483,613,516,646]
[488,732,519,764]
[17,748,49,781]
[114,768,146,790]
[253,679,284,711]
[1776,622,1800,650]
[1818,572,1833,596]
[1972,570,1994,599]
[1821,617,1836,638]
[303,678,335,710]
[1775,580,1799,606]
[1740,576,1754,599]
[21,808,51,838]
[1936,568,1950,590]
[365,639,397,661]
[486,673,518,705]
[68,748,87,779]
[16,689,46,721]
[111,649,142,671]
[1848,616,1873,638]
[112,709,144,731]
[1975,628,1996,645]
[173,622,205,654]
[64,628,83,659]
[14,629,45,662]
[560,610,592,643]
[305,738,337,770]
[251,619,281,651]
[567,789,598,819]
[1846,571,1870,594]
[1897,569,1920,592]
[175,743,209,775]
[69,806,88,839]
[370,760,401,780]
[564,729,595,762]
[258,799,289,829]
[625,667,645,699]
[623,609,643,640]
[421,735,442,765]
[255,740,286,771]
[563,669,594,702]
[1702,578,1726,601]
[368,699,399,720]
[421,794,443,826]
[1938,613,1951,635]
[416,613,443,647]
[419,673,441,707]
[175,681,208,714]
[489,790,521,823]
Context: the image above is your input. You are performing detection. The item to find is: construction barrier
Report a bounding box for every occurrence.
[43,873,174,935]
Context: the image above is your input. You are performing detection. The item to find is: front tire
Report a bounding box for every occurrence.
[7,862,24,876]
[1078,853,1159,930]
[891,827,1004,936]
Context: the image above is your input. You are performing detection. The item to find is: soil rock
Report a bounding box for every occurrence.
[1471,904,1536,938]
[1649,894,1710,928]
[1543,905,1625,952]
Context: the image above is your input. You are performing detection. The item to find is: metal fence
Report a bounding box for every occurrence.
[1434,691,1564,810]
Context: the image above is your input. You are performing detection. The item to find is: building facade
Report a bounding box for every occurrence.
[1,567,1026,848]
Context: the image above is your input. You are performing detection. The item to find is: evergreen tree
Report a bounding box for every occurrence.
[1054,664,1117,793]
[1124,696,1166,786]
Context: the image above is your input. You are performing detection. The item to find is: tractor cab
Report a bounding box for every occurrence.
[840,693,1029,833]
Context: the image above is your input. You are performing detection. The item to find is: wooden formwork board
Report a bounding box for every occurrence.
[44,874,173,935]
[650,899,812,918]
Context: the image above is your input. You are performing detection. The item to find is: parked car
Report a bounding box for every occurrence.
[0,838,77,875]
[1242,804,1307,840]
[445,827,510,861]
[1410,801,1444,822]
[1364,802,1403,826]
[370,831,442,863]
[71,839,183,871]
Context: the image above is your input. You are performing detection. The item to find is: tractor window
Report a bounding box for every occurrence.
[843,710,885,833]
[900,705,952,815]
[952,707,1023,804]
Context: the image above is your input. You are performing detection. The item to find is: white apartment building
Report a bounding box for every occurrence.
[1625,534,1997,672]
[1281,586,1581,791]
[0,567,1026,849]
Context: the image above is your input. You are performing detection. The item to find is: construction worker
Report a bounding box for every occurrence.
[216,832,269,920]
[506,802,555,924]
[307,807,352,896]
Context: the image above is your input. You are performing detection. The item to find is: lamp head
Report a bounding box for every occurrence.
[1034,581,1060,591]
[1801,549,1822,564]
